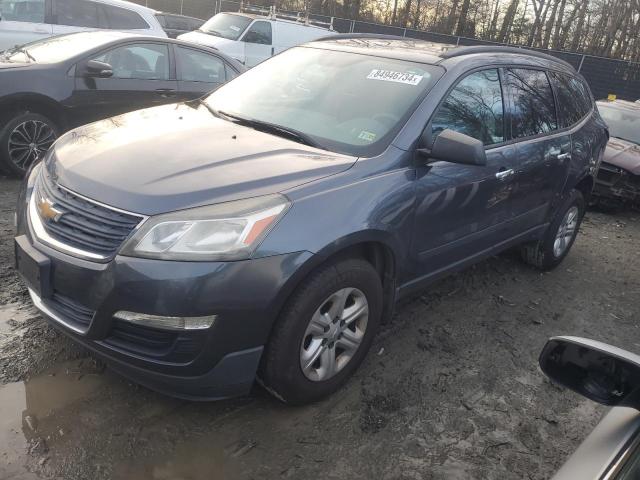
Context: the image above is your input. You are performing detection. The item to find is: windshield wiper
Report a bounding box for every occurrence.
[199,29,222,37]
[216,110,323,149]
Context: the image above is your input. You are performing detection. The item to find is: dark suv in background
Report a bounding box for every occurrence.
[15,37,609,404]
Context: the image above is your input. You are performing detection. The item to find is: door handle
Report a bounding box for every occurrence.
[557,152,571,161]
[155,88,176,97]
[495,169,514,180]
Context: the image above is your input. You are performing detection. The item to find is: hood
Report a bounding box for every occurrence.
[603,137,640,175]
[177,31,234,49]
[48,103,356,215]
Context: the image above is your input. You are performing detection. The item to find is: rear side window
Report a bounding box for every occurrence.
[431,69,504,146]
[549,72,592,127]
[55,0,100,27]
[0,0,45,23]
[103,4,148,29]
[242,20,272,45]
[507,68,557,138]
[176,46,226,83]
[165,14,196,30]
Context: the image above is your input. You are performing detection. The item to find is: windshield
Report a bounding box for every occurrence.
[0,32,124,63]
[598,104,640,145]
[199,13,252,40]
[204,46,442,156]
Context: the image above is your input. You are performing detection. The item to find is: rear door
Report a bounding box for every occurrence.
[174,45,228,99]
[412,68,519,277]
[50,0,102,36]
[506,68,571,230]
[241,19,272,67]
[549,71,601,178]
[0,0,53,51]
[68,41,177,126]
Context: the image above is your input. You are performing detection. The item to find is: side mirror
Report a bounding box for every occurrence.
[417,129,487,166]
[540,336,640,409]
[85,60,113,78]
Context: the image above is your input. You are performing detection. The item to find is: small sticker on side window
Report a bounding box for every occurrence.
[366,69,423,85]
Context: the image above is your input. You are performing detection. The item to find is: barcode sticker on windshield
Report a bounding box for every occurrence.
[367,70,423,85]
[230,25,240,31]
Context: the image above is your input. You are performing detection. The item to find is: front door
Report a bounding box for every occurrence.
[67,42,177,127]
[505,68,571,229]
[241,20,272,67]
[410,68,519,281]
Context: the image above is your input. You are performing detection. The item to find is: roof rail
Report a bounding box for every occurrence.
[238,4,334,30]
[314,33,414,42]
[441,45,574,69]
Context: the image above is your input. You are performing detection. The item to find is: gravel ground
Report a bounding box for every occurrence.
[1,174,639,480]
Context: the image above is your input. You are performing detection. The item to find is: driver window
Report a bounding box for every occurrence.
[91,43,169,80]
[242,21,272,45]
[431,69,504,146]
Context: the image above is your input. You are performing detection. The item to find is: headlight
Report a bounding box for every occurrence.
[120,194,290,261]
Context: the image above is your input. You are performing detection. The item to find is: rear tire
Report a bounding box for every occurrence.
[0,111,59,177]
[521,189,585,271]
[259,257,383,405]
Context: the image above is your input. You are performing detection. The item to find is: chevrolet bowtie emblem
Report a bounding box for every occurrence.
[37,197,64,222]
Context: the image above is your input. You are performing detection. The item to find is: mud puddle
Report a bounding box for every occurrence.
[0,358,114,479]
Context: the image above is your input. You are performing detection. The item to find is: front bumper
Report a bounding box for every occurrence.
[15,182,312,400]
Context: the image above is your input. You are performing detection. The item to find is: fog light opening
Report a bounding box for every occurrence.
[113,311,216,331]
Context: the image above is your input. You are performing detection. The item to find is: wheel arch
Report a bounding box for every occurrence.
[268,231,401,335]
[0,93,68,130]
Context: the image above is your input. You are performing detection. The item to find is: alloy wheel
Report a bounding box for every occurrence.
[8,120,57,171]
[300,287,369,382]
[553,206,579,257]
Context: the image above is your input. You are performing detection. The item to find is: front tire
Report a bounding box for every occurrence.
[259,258,383,405]
[0,111,59,176]
[521,189,585,271]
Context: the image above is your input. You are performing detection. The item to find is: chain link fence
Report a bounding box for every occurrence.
[131,0,640,101]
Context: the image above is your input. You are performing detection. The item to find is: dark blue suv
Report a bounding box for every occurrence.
[15,36,609,404]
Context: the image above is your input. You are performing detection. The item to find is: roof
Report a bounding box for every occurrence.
[223,11,333,30]
[309,34,575,70]
[91,0,156,14]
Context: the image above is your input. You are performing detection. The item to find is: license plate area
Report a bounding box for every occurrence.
[15,235,51,298]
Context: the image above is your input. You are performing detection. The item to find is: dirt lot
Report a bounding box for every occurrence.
[1,174,639,480]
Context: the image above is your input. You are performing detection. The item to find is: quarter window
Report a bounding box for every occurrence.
[92,43,169,80]
[55,0,100,28]
[507,68,557,138]
[243,21,272,45]
[0,0,45,23]
[549,72,592,127]
[177,46,226,83]
[102,4,148,29]
[431,69,504,146]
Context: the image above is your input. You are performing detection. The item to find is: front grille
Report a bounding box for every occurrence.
[48,292,95,327]
[34,168,143,259]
